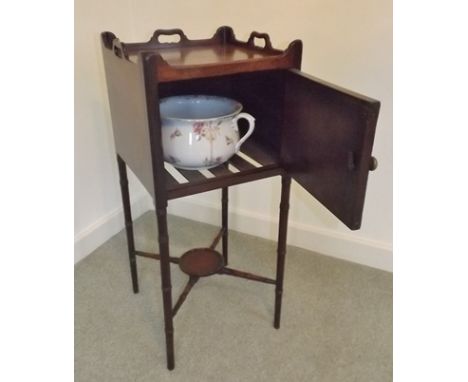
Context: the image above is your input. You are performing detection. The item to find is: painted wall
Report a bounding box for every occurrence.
[75,0,392,270]
[74,0,150,260]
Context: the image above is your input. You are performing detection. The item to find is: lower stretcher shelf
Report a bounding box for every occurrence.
[164,140,283,199]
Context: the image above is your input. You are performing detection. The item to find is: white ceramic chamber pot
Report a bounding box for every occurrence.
[160,95,255,170]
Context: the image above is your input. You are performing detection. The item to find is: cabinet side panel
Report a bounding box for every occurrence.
[101,45,154,198]
[282,69,379,230]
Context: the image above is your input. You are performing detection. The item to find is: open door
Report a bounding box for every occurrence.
[281,69,380,230]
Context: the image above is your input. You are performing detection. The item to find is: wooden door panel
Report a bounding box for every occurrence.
[282,69,380,230]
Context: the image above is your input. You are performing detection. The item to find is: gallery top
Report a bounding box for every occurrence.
[102,26,303,82]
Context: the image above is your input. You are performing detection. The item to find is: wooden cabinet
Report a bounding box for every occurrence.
[102,26,379,229]
[101,26,380,370]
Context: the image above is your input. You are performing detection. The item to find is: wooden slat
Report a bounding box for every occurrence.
[198,169,215,178]
[165,172,180,189]
[164,167,185,189]
[209,163,233,177]
[227,163,240,173]
[177,168,208,183]
[237,151,263,168]
[228,154,256,171]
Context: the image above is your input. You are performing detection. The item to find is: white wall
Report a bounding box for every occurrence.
[75,0,392,270]
[74,0,150,261]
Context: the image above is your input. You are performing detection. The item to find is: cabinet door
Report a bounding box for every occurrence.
[282,69,380,230]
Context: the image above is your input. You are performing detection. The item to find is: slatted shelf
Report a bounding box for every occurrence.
[164,140,282,199]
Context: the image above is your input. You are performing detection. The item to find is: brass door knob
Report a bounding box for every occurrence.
[370,156,378,171]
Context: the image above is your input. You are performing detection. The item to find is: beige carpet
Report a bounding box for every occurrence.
[75,211,392,382]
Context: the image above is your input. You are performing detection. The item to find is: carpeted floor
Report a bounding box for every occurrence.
[75,211,392,382]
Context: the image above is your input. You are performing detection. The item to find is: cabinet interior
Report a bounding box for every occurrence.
[158,70,286,162]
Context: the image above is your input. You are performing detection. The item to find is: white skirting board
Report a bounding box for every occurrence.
[167,198,393,272]
[75,193,392,272]
[74,193,153,264]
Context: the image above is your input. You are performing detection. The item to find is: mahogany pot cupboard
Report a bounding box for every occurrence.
[100,26,380,370]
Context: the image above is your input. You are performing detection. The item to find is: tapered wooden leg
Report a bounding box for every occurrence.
[155,204,175,370]
[222,187,228,265]
[117,155,139,294]
[274,175,291,329]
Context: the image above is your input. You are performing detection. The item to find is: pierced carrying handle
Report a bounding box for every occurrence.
[151,28,188,44]
[247,31,273,50]
[111,38,128,59]
[234,113,256,152]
